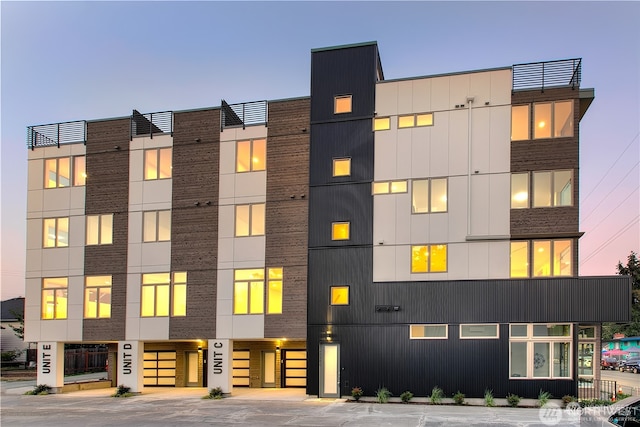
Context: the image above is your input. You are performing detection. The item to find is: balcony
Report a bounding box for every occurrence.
[130,110,172,139]
[26,120,86,150]
[512,58,582,92]
[221,100,267,131]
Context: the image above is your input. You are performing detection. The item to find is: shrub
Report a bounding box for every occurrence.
[617,392,631,400]
[484,389,495,407]
[579,398,613,407]
[24,384,51,395]
[537,389,552,407]
[1,349,22,362]
[506,393,521,407]
[351,386,363,401]
[562,395,577,405]
[203,386,224,400]
[400,390,413,403]
[112,384,133,398]
[430,386,444,404]
[375,387,392,403]
[453,391,465,405]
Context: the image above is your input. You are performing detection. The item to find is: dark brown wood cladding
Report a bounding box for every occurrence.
[264,98,310,339]
[169,109,220,339]
[83,118,130,341]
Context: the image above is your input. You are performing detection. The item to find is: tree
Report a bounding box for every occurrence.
[602,251,640,340]
[8,309,24,341]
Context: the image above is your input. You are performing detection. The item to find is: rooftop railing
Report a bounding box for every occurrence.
[130,109,173,139]
[26,120,87,150]
[221,100,268,131]
[512,58,582,92]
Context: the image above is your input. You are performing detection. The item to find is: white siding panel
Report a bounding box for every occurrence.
[470,107,491,174]
[140,242,171,269]
[129,149,144,183]
[40,320,67,342]
[489,173,511,235]
[395,193,412,244]
[374,132,397,181]
[67,319,83,342]
[410,214,430,245]
[490,106,511,173]
[218,205,235,239]
[489,241,510,279]
[470,174,490,236]
[469,72,492,106]
[447,110,467,177]
[396,130,412,178]
[395,245,410,282]
[373,197,397,245]
[43,188,70,213]
[396,80,414,115]
[411,128,430,178]
[218,238,235,265]
[41,249,69,273]
[27,190,44,216]
[468,242,490,279]
[375,82,398,116]
[234,172,266,199]
[448,176,468,242]
[430,214,448,244]
[25,249,42,274]
[125,311,140,340]
[491,69,513,106]
[68,247,84,274]
[139,318,169,340]
[412,79,431,113]
[447,243,469,280]
[28,159,44,191]
[216,315,232,339]
[127,243,142,274]
[430,76,450,112]
[233,315,264,339]
[142,180,172,205]
[233,236,265,264]
[373,245,397,282]
[450,74,470,107]
[219,141,236,175]
[26,219,42,250]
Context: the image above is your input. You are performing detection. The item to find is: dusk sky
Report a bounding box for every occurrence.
[1,1,638,300]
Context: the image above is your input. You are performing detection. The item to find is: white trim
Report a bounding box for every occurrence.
[459,324,499,339]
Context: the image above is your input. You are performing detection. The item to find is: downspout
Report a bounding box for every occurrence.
[466,97,474,237]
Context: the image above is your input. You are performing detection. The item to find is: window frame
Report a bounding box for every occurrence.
[459,324,500,339]
[372,180,408,195]
[84,276,112,319]
[398,112,434,129]
[334,95,352,114]
[44,157,71,188]
[411,178,448,214]
[330,286,350,306]
[86,214,113,245]
[532,170,573,208]
[234,203,265,237]
[411,244,448,273]
[373,117,390,131]
[409,324,448,340]
[43,217,69,248]
[143,210,172,242]
[332,157,351,177]
[331,222,350,241]
[144,147,172,180]
[41,277,68,320]
[509,323,572,379]
[511,104,531,141]
[236,138,266,173]
[510,240,573,278]
[73,156,86,186]
[533,101,574,139]
[266,268,283,314]
[140,272,186,317]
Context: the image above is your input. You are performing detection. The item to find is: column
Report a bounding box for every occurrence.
[37,341,64,392]
[208,339,233,394]
[118,341,144,393]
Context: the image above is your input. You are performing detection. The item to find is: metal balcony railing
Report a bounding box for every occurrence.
[26,120,87,150]
[512,58,582,92]
[221,100,268,131]
[130,109,173,139]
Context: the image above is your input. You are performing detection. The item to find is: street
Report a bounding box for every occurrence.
[600,368,640,395]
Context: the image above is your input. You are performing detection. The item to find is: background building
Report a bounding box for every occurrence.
[24,42,631,397]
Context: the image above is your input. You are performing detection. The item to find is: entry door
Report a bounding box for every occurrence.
[319,343,340,398]
[185,351,199,387]
[261,351,276,387]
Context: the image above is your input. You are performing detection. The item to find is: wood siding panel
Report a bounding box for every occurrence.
[83,118,130,341]
[169,109,220,339]
[264,98,310,339]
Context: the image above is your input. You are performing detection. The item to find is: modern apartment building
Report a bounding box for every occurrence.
[24,41,631,398]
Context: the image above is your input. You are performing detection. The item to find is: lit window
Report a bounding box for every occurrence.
[511,173,529,208]
[334,95,352,114]
[533,170,572,207]
[373,182,390,194]
[332,222,350,240]
[86,214,113,245]
[398,113,433,129]
[43,217,69,248]
[333,158,351,177]
[534,101,573,139]
[410,324,448,339]
[141,272,184,317]
[331,286,349,305]
[143,210,171,242]
[411,244,447,273]
[233,269,264,314]
[235,204,265,237]
[172,272,187,317]
[509,324,571,379]
[510,241,529,278]
[44,157,70,188]
[372,180,408,195]
[267,268,283,314]
[416,113,434,127]
[511,105,530,141]
[460,324,499,339]
[73,156,86,186]
[398,115,415,128]
[412,178,447,213]
[84,276,112,319]
[374,117,390,131]
[512,240,572,277]
[236,138,266,172]
[144,148,172,180]
[41,277,68,320]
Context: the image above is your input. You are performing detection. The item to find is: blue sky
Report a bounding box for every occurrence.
[1,1,639,299]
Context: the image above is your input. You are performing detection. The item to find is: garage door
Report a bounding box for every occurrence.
[283,350,306,388]
[143,351,176,386]
[232,350,250,387]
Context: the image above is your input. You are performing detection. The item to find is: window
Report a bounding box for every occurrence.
[86,214,113,245]
[511,105,530,141]
[510,324,571,379]
[233,269,264,314]
[267,268,282,314]
[534,101,574,139]
[460,324,499,339]
[333,158,351,177]
[331,286,349,305]
[43,217,69,248]
[143,210,171,242]
[236,138,266,172]
[533,170,572,207]
[372,180,407,194]
[235,204,265,237]
[144,148,172,180]
[411,244,447,273]
[84,276,112,318]
[334,95,352,114]
[41,277,68,319]
[44,157,70,188]
[510,240,573,278]
[141,272,187,317]
[412,178,447,213]
[398,113,433,128]
[511,173,529,209]
[332,222,350,240]
[374,117,390,131]
[410,324,448,339]
[73,156,86,186]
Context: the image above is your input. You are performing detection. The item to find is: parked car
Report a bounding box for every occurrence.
[619,357,640,374]
[601,357,619,370]
[581,395,640,426]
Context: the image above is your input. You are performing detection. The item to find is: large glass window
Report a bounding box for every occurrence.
[510,241,529,278]
[43,217,69,248]
[233,269,264,314]
[141,272,186,317]
[411,244,447,273]
[510,324,571,379]
[143,210,171,242]
[235,204,265,237]
[511,240,572,277]
[511,173,529,209]
[73,156,86,186]
[372,180,407,195]
[398,113,433,128]
[332,222,350,241]
[333,158,351,177]
[412,178,447,213]
[334,95,352,114]
[410,324,448,339]
[44,157,70,188]
[511,105,530,141]
[144,148,172,180]
[330,286,349,305]
[534,101,573,139]
[236,138,266,172]
[267,268,283,314]
[86,214,113,245]
[533,170,573,207]
[41,277,68,319]
[84,276,112,318]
